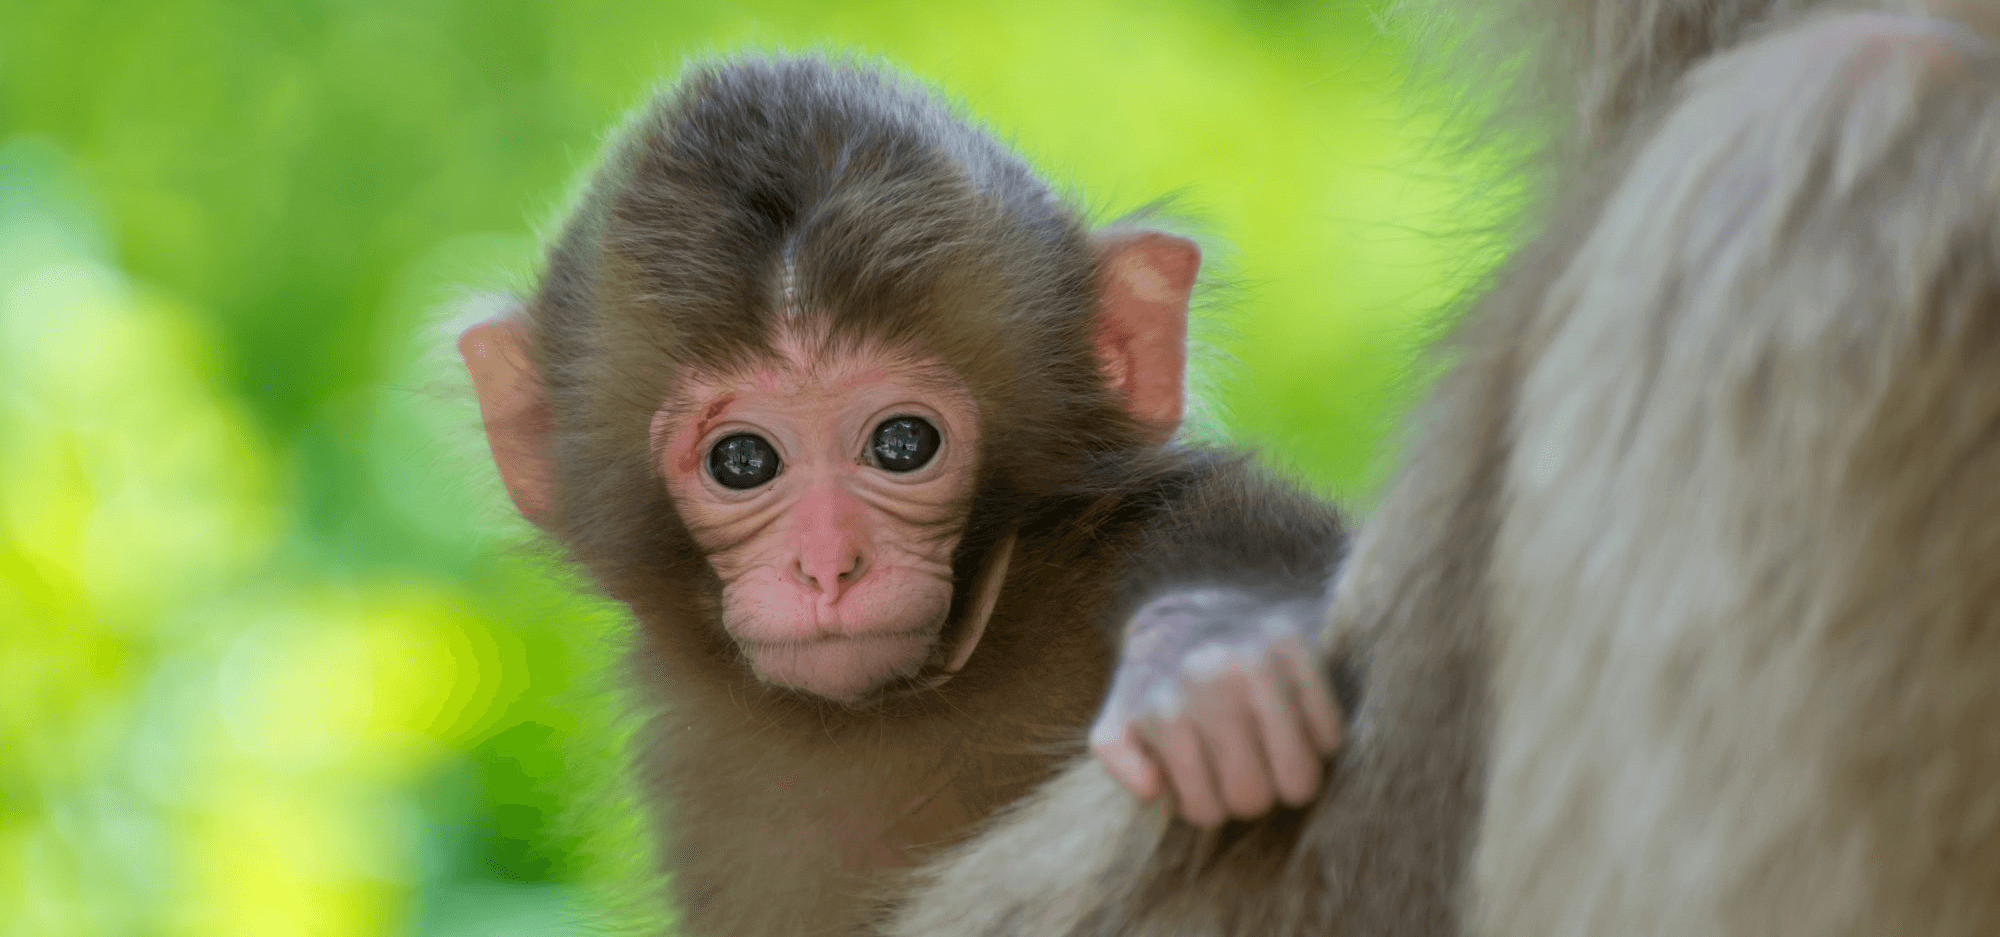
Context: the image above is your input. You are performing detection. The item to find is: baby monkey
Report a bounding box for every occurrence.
[459,53,1346,935]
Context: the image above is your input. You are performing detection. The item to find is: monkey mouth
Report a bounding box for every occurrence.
[748,629,940,701]
[741,532,1017,702]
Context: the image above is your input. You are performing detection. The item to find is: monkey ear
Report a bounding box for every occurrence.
[1092,231,1198,443]
[459,314,555,527]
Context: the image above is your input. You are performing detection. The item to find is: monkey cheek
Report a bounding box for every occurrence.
[749,633,937,701]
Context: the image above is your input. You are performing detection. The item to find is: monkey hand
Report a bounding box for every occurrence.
[1089,587,1344,827]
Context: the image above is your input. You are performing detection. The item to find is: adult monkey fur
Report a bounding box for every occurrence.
[885,0,2000,935]
[457,57,1351,936]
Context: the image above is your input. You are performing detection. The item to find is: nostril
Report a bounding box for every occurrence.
[796,551,867,596]
[796,555,866,593]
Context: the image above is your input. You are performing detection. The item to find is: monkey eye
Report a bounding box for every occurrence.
[708,433,781,489]
[870,417,941,473]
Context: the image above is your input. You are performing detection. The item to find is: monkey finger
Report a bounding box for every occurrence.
[1276,636,1345,753]
[1088,694,1166,798]
[1185,664,1278,820]
[1241,656,1324,807]
[1091,733,1166,802]
[1152,716,1227,828]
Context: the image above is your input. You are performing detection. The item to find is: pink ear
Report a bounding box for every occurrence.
[459,315,555,526]
[1093,231,1198,443]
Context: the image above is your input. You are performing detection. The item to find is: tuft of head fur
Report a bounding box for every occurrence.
[516,54,1160,636]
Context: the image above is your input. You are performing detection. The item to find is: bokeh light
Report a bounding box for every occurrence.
[1,1,1492,933]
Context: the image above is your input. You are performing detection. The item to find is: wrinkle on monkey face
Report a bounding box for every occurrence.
[653,335,983,701]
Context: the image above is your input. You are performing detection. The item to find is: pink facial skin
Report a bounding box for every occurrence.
[653,336,982,702]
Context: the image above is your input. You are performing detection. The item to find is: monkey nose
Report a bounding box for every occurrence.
[794,549,870,602]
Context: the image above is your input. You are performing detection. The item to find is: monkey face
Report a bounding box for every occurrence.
[651,334,984,702]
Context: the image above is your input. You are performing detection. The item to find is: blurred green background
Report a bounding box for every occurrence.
[0,1,1489,934]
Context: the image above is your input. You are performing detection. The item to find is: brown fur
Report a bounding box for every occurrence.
[489,54,1347,936]
[885,2,2000,935]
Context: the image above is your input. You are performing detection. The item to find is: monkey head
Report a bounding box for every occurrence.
[461,232,1195,703]
[458,58,1198,704]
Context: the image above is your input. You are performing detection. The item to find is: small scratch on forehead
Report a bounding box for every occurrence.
[697,394,734,430]
[650,388,739,477]
[689,392,740,449]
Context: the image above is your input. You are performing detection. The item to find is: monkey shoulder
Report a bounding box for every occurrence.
[1107,446,1349,604]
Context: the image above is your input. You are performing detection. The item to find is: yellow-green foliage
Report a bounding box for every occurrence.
[0,1,1485,934]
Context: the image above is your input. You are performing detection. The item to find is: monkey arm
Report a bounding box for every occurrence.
[891,417,1493,937]
[1089,453,1351,826]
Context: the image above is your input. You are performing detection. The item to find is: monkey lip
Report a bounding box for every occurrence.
[748,630,939,700]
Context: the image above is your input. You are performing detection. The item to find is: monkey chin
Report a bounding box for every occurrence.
[747,630,941,703]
